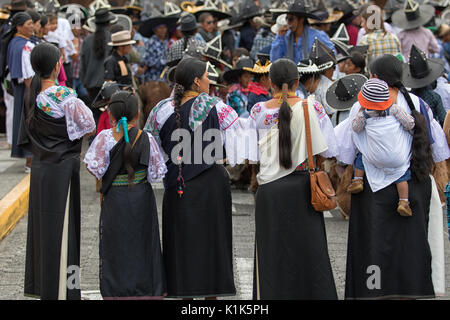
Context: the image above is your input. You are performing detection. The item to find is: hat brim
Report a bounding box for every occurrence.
[108,39,136,46]
[325,74,368,111]
[195,9,232,21]
[139,16,179,38]
[357,91,393,111]
[271,9,320,21]
[402,58,445,88]
[391,5,435,30]
[308,12,344,25]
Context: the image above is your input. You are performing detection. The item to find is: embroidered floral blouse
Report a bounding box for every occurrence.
[83,129,167,183]
[248,99,339,159]
[144,94,258,166]
[36,85,95,141]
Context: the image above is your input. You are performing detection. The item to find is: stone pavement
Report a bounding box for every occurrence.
[0,137,449,300]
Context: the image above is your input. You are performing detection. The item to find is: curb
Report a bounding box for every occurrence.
[0,174,30,241]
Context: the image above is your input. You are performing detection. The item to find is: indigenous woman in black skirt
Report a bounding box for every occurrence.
[335,54,450,299]
[84,91,167,299]
[144,57,249,299]
[19,43,96,299]
[248,59,339,299]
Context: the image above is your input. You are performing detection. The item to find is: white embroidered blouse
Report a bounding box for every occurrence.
[36,85,96,140]
[83,129,167,183]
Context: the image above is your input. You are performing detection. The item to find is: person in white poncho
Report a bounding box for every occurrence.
[347,78,415,217]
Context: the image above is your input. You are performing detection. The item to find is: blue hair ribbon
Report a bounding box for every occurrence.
[116,117,129,143]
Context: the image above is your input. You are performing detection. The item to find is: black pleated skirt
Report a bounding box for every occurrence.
[24,157,81,300]
[345,176,435,300]
[162,164,236,298]
[11,82,31,158]
[253,171,338,300]
[99,182,166,299]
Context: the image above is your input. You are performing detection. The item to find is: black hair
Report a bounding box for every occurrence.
[349,51,366,73]
[25,9,40,23]
[369,54,433,181]
[94,23,109,60]
[181,29,196,51]
[108,91,139,185]
[173,58,207,194]
[40,14,48,28]
[269,58,300,169]
[232,47,250,59]
[25,42,61,129]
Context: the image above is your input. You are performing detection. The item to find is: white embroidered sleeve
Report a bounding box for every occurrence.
[83,130,112,180]
[62,96,96,141]
[216,101,259,166]
[146,132,168,183]
[334,102,360,164]
[313,100,339,159]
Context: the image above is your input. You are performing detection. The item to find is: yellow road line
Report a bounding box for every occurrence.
[0,174,30,241]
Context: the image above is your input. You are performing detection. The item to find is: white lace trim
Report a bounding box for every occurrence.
[83,129,167,182]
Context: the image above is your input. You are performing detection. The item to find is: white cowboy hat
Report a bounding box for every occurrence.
[270,14,287,34]
[107,30,136,46]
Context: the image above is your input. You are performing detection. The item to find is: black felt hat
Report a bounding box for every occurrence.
[271,0,320,20]
[402,45,445,89]
[325,74,368,111]
[139,8,179,38]
[309,38,337,69]
[223,56,254,83]
[391,0,435,30]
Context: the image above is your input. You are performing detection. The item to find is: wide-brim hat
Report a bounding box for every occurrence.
[239,0,262,20]
[402,46,445,88]
[218,16,244,32]
[308,10,344,25]
[179,13,200,32]
[243,59,272,74]
[139,14,179,38]
[91,81,122,109]
[271,13,288,34]
[93,8,117,25]
[326,74,368,111]
[0,8,10,20]
[309,38,337,69]
[194,0,232,20]
[223,56,254,83]
[202,34,233,69]
[271,0,321,20]
[391,1,435,30]
[108,30,136,46]
[84,13,124,33]
[331,39,351,63]
[297,59,334,74]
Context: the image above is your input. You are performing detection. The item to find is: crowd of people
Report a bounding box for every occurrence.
[1,0,450,301]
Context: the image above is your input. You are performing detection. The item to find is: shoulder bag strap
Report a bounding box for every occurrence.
[302,99,315,172]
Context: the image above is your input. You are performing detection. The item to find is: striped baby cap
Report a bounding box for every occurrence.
[357,78,393,110]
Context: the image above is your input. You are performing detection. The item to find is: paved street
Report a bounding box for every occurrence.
[0,137,449,300]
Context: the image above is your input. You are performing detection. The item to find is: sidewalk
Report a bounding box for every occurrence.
[0,135,29,242]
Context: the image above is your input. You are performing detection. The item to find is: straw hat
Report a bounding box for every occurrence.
[108,30,136,46]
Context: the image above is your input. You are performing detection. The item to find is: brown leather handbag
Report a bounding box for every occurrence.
[303,101,337,212]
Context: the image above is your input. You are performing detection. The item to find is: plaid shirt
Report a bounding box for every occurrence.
[143,35,168,82]
[359,30,401,65]
[250,28,275,60]
[167,37,205,65]
[414,87,447,127]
